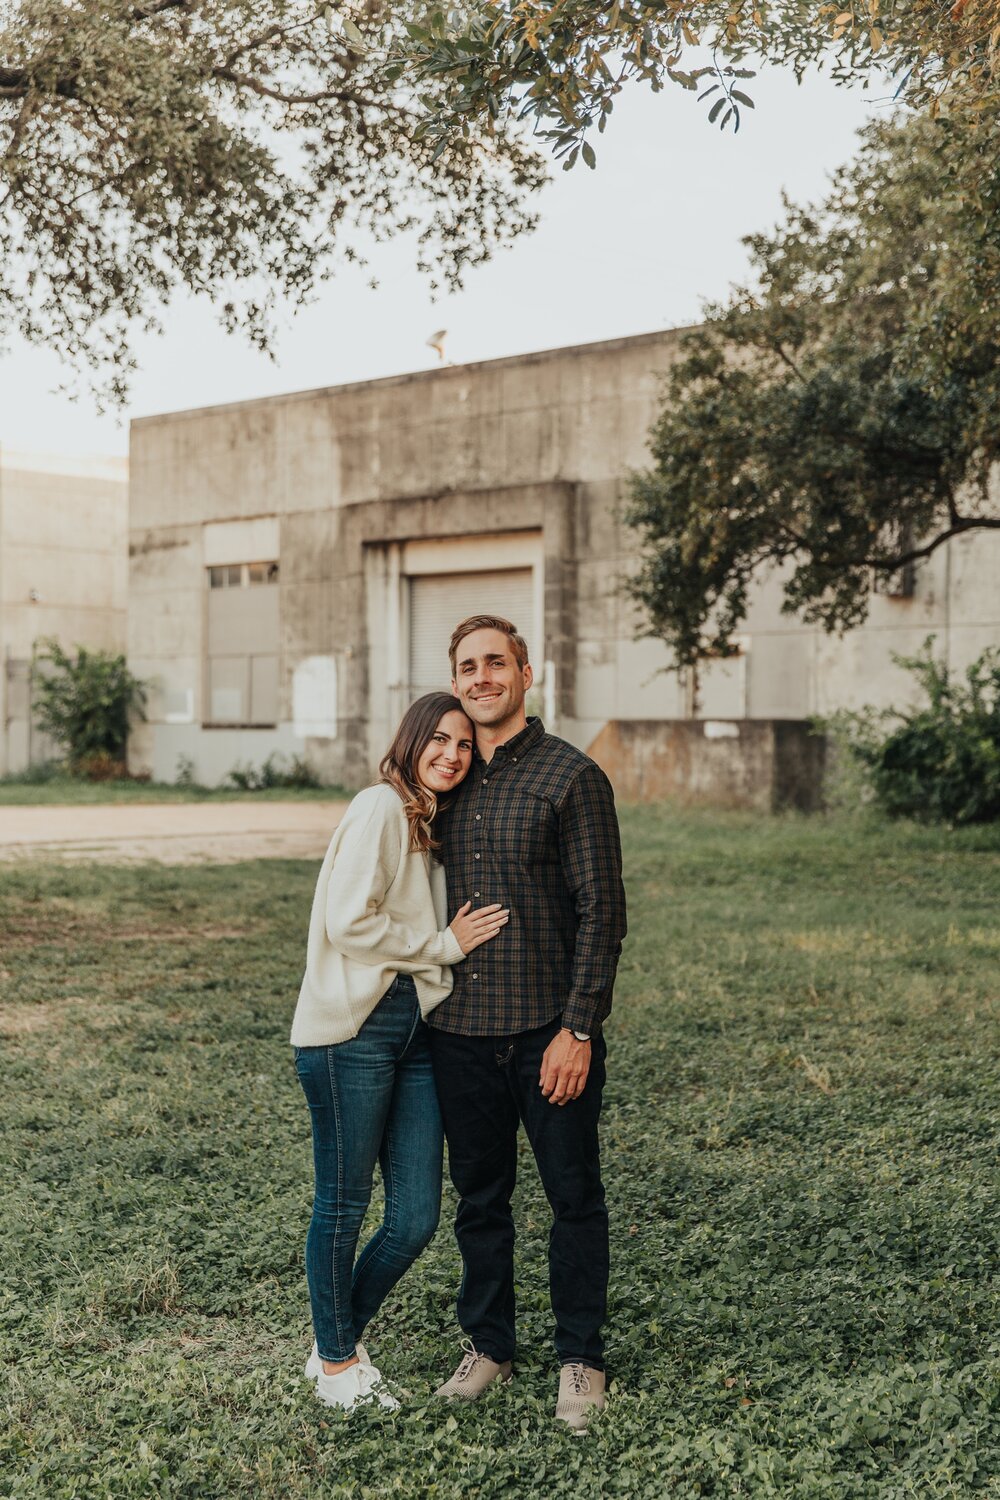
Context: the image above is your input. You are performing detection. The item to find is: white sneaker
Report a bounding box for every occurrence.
[304,1340,371,1381]
[315,1359,399,1413]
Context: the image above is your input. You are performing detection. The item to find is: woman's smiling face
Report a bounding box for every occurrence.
[415,709,474,794]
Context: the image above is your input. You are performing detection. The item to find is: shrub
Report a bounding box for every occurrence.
[74,750,133,782]
[174,753,199,788]
[0,759,63,786]
[825,639,1000,825]
[32,640,147,775]
[223,753,320,791]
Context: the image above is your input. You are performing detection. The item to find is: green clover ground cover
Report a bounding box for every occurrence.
[2,808,1000,1498]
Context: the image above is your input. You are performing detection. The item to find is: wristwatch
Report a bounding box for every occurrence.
[564,1027,591,1043]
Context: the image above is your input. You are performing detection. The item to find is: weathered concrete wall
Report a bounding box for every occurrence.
[128,332,691,786]
[587,719,826,811]
[128,328,1000,793]
[0,449,129,774]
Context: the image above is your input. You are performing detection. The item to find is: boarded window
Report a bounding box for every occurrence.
[206,563,280,725]
[409,570,535,696]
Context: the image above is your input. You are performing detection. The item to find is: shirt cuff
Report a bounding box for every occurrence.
[561,1002,604,1037]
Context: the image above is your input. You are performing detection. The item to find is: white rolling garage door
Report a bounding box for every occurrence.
[409,569,535,696]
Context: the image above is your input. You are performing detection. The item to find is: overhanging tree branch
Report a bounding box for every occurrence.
[210,66,357,107]
[0,1,546,402]
[624,113,1000,665]
[863,517,1000,572]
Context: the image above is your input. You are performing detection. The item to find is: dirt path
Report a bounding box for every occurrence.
[0,801,348,864]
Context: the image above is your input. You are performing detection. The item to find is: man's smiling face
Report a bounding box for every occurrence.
[451,627,533,730]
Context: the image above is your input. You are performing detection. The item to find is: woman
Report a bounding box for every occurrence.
[291,692,507,1413]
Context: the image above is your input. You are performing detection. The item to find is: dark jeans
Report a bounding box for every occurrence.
[294,975,443,1363]
[429,1017,608,1370]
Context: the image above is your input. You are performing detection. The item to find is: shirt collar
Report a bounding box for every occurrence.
[474,716,544,765]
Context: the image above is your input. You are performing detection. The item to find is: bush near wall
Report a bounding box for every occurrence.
[822,640,1000,825]
[32,640,147,778]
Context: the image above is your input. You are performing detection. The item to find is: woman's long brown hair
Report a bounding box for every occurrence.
[378,692,471,854]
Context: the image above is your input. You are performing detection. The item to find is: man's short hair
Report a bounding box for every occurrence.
[449,614,529,675]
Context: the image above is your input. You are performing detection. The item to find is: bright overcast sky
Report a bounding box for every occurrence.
[0,63,882,460]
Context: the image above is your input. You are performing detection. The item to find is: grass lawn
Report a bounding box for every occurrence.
[0,777,349,805]
[2,808,1000,1498]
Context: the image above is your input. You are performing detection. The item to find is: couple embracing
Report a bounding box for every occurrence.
[290,614,628,1432]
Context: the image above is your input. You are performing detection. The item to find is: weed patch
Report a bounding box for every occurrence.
[2,812,1000,1497]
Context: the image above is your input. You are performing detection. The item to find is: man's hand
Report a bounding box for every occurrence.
[539,1029,591,1106]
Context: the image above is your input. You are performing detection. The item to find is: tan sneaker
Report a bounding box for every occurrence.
[435,1338,513,1401]
[555,1363,606,1433]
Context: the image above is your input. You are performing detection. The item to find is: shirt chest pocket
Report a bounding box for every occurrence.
[490,791,559,866]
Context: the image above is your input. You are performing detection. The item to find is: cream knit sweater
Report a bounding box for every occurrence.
[290,783,466,1047]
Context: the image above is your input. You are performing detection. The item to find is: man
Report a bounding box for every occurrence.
[427,613,627,1433]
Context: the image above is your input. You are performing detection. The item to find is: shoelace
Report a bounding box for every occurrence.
[455,1338,486,1382]
[357,1362,399,1408]
[566,1364,591,1396]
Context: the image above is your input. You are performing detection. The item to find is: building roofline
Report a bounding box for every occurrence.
[130,325,695,431]
[0,447,128,481]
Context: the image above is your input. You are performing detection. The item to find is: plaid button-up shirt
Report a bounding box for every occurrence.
[428,717,627,1039]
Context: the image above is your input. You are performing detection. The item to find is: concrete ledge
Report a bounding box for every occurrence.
[587,719,826,812]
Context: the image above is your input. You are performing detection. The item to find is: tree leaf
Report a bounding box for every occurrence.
[342,18,365,50]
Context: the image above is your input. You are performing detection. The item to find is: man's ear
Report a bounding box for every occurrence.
[450,677,458,695]
[523,662,534,694]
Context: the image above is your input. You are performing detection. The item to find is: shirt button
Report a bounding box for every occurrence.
[475,814,481,821]
[474,853,480,860]
[474,891,480,898]
[472,973,479,980]
[482,778,489,784]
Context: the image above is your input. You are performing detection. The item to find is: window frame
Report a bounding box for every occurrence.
[203,560,281,729]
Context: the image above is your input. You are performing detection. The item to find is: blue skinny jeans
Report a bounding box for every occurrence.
[294,975,443,1363]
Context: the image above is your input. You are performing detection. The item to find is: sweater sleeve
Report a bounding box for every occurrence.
[325,792,466,968]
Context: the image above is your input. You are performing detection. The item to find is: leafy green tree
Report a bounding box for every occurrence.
[33,640,148,772]
[401,0,1000,163]
[622,112,1000,666]
[0,1,544,401]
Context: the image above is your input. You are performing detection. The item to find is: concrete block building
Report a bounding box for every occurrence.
[0,448,129,774]
[127,330,1000,799]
